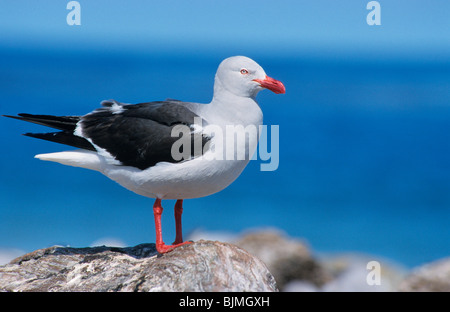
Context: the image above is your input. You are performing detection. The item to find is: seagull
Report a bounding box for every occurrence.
[4,56,285,253]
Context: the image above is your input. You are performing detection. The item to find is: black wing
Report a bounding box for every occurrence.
[4,100,210,170]
[80,100,210,169]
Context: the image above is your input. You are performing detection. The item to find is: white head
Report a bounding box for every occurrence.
[213,56,285,99]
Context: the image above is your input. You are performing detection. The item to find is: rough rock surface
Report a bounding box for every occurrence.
[234,229,332,288]
[0,240,278,292]
[316,254,406,292]
[399,257,450,292]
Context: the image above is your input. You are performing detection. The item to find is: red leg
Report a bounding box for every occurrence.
[153,198,191,254]
[173,199,184,245]
[153,198,165,250]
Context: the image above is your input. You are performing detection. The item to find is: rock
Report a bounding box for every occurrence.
[0,248,25,266]
[234,229,332,289]
[319,253,407,292]
[399,257,450,292]
[0,240,278,292]
[283,280,320,292]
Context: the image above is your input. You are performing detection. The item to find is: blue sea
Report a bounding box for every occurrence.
[0,46,449,268]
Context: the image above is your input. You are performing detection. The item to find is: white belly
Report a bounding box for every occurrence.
[104,156,251,199]
[36,149,253,199]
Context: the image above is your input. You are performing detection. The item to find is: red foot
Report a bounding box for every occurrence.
[156,241,192,254]
[153,198,192,254]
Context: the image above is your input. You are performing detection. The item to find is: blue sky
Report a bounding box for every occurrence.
[1,0,449,59]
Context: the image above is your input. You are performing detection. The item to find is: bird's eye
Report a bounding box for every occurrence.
[240,68,249,75]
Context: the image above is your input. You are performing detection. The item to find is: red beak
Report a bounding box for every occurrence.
[253,75,286,94]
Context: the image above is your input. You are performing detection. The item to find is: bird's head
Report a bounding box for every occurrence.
[214,56,285,99]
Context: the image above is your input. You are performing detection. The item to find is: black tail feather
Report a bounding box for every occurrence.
[23,132,96,151]
[3,113,95,151]
[3,114,80,131]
